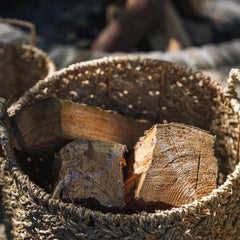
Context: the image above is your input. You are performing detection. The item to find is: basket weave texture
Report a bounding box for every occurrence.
[1,57,240,240]
[0,43,56,102]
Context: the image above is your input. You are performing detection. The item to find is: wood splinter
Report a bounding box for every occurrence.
[125,123,218,210]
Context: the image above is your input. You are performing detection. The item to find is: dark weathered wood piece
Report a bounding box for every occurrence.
[91,0,163,51]
[125,123,218,210]
[10,97,151,155]
[163,0,192,48]
[52,139,127,209]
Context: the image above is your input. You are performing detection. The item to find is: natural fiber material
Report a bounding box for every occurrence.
[0,18,36,46]
[1,57,240,239]
[0,18,56,103]
[0,43,55,103]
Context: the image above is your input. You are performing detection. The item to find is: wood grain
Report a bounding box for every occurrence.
[125,123,218,209]
[52,139,127,209]
[10,97,151,155]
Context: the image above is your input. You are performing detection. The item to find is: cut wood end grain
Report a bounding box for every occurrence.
[52,139,127,210]
[125,123,218,209]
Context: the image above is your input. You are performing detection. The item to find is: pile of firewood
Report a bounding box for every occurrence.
[9,97,218,213]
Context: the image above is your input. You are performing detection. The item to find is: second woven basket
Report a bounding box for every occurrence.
[0,18,55,102]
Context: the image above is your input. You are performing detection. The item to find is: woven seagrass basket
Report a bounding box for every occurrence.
[0,18,56,102]
[1,57,240,239]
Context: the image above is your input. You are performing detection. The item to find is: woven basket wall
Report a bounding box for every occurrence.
[0,43,56,103]
[1,57,240,239]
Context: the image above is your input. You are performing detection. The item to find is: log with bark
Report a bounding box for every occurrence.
[125,123,218,211]
[9,97,152,155]
[52,139,127,211]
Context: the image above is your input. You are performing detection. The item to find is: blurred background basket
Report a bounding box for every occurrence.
[1,57,240,239]
[0,18,56,103]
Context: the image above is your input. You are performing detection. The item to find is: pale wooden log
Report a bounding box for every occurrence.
[10,97,151,155]
[125,123,218,210]
[52,139,127,209]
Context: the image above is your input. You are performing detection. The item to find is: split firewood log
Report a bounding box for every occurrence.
[125,123,218,211]
[52,139,127,210]
[9,97,151,155]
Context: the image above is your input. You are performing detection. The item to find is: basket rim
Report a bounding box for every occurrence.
[20,44,56,78]
[3,56,240,226]
[0,42,56,79]
[7,56,213,116]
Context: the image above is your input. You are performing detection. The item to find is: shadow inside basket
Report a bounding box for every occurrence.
[8,58,239,214]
